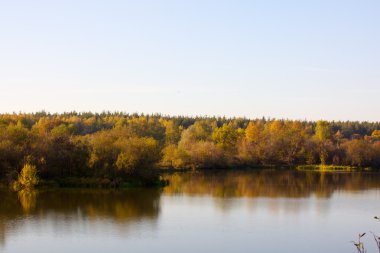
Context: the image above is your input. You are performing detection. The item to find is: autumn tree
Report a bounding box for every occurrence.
[115,136,160,174]
[212,123,242,151]
[315,121,333,165]
[342,140,373,167]
[18,163,39,189]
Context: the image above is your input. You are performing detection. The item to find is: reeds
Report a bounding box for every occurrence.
[352,217,380,253]
[352,233,366,253]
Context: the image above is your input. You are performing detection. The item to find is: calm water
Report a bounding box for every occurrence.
[1,170,380,253]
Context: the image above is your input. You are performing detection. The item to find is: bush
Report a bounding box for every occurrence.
[18,163,39,189]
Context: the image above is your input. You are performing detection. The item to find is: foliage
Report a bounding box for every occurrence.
[115,137,160,174]
[0,112,380,186]
[18,163,39,189]
[315,120,332,141]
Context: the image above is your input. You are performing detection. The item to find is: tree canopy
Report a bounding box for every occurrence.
[0,112,380,185]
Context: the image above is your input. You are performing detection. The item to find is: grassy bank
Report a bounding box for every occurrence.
[296,165,373,172]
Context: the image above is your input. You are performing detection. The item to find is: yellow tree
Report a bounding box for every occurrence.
[315,121,332,165]
[372,130,380,140]
[115,137,160,174]
[18,163,39,189]
[212,123,241,151]
[238,121,265,165]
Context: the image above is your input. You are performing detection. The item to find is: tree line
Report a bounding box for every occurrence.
[0,112,380,185]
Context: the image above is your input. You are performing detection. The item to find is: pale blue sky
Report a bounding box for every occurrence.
[0,0,379,121]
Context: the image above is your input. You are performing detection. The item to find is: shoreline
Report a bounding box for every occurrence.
[2,165,379,191]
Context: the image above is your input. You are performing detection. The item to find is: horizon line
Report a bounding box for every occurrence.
[0,110,379,124]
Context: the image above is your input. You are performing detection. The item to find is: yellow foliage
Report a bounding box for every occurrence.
[18,163,39,189]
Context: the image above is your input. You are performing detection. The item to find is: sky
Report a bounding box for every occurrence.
[0,0,379,121]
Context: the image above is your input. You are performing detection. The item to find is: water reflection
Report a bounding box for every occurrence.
[0,188,161,248]
[17,189,38,213]
[1,171,380,253]
[163,170,380,198]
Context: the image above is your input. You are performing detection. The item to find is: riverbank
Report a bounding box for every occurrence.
[2,165,378,190]
[296,165,373,172]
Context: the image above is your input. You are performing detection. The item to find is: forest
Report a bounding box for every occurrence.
[0,112,380,187]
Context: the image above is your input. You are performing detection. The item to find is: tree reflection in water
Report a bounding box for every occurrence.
[0,188,161,248]
[163,170,380,198]
[17,189,38,213]
[1,171,380,251]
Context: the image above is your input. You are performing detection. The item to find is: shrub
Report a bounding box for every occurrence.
[18,163,39,189]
